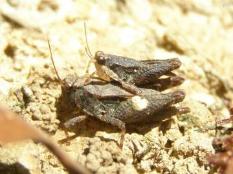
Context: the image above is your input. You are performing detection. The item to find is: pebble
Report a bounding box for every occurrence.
[39,104,50,115]
[32,110,42,120]
[21,86,33,102]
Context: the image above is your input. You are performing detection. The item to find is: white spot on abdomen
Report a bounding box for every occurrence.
[131,96,148,111]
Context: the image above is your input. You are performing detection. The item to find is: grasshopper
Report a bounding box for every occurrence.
[60,74,188,147]
[84,23,184,94]
[48,38,189,148]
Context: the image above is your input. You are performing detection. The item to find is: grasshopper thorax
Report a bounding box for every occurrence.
[60,75,90,109]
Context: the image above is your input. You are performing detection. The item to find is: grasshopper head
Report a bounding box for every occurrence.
[95,51,106,64]
[63,74,89,89]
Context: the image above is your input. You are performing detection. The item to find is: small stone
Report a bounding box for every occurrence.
[100,151,113,165]
[40,104,50,115]
[22,86,33,97]
[86,154,100,172]
[21,86,33,103]
[44,63,49,69]
[32,110,42,120]
[31,84,40,93]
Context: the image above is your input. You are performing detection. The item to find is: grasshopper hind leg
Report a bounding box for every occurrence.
[100,65,141,95]
[59,115,88,144]
[63,115,88,129]
[97,114,126,148]
[120,81,142,95]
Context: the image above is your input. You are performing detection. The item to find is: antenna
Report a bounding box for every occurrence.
[84,22,93,58]
[83,22,94,74]
[47,40,63,84]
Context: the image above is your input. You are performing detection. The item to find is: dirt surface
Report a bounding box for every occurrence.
[0,0,233,174]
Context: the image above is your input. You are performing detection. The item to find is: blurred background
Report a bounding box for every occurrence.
[0,0,233,174]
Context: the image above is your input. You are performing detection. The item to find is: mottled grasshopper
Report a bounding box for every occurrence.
[84,23,184,94]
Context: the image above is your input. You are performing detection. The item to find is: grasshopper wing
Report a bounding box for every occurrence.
[84,82,134,99]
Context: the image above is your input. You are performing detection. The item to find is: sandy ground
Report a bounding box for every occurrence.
[0,0,233,173]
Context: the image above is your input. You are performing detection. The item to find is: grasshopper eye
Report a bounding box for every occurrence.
[95,51,106,64]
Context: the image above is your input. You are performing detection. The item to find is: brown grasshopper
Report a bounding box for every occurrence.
[61,75,189,147]
[84,23,184,94]
[48,40,189,147]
